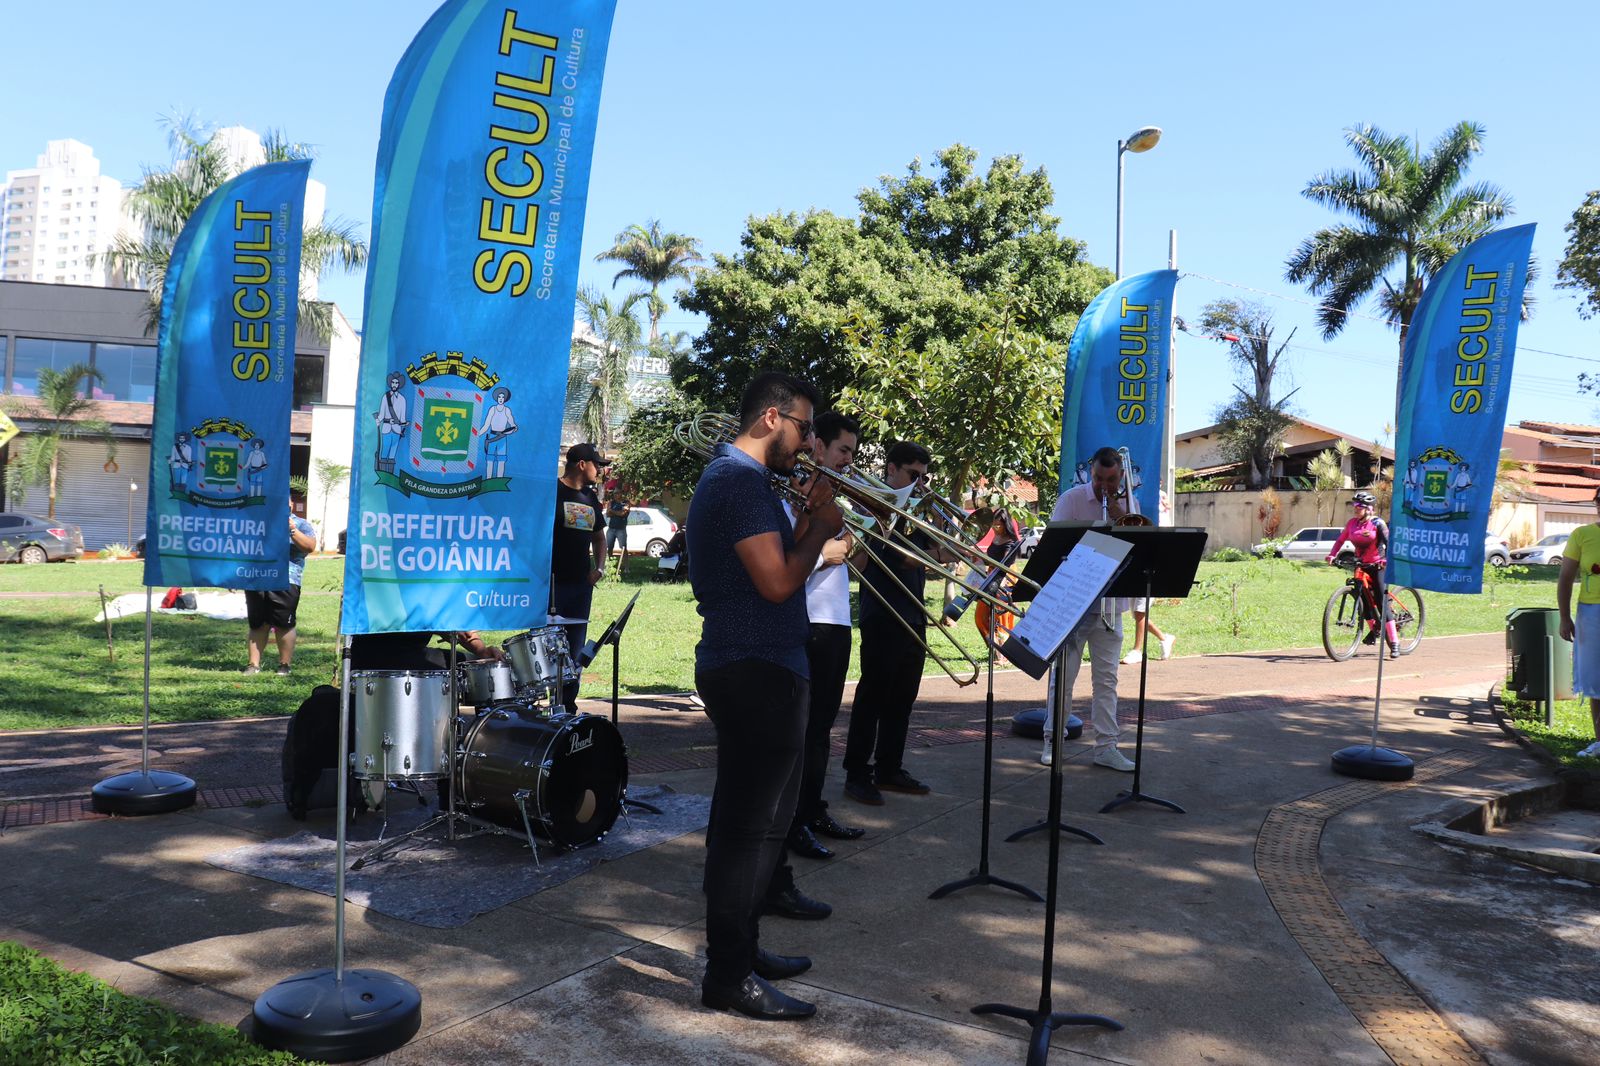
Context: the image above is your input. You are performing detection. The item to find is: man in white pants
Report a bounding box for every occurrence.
[1041,446,1137,772]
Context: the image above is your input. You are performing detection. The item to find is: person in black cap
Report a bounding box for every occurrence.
[550,443,610,712]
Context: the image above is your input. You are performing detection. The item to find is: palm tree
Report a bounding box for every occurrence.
[2,364,116,519]
[312,458,350,551]
[1285,122,1513,356]
[569,287,646,452]
[594,220,702,341]
[97,117,367,342]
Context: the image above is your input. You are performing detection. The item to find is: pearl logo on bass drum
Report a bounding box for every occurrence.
[568,730,594,755]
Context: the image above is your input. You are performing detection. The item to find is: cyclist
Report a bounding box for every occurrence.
[1326,491,1399,659]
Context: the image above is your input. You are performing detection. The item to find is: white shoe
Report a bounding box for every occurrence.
[1039,744,1053,766]
[1093,747,1136,772]
[1120,649,1143,666]
[689,693,705,709]
[1578,741,1600,759]
[1159,634,1176,660]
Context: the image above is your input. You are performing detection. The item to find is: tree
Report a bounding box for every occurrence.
[1194,300,1299,488]
[311,458,350,552]
[1308,439,1352,523]
[1557,189,1600,321]
[2,364,116,519]
[612,389,704,502]
[594,220,702,341]
[1285,122,1515,355]
[568,287,646,452]
[837,303,1063,509]
[676,144,1111,410]
[98,117,367,341]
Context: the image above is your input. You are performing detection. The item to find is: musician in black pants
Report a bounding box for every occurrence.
[843,440,948,806]
[688,372,843,1021]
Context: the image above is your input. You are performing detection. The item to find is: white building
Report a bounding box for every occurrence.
[0,139,133,287]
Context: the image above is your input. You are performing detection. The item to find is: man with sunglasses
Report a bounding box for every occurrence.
[688,372,844,1021]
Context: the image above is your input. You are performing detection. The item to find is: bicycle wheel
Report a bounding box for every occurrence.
[1388,586,1425,654]
[1322,586,1364,661]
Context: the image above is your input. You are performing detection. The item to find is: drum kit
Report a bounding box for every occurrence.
[348,624,631,868]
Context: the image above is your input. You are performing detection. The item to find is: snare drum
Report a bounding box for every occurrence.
[504,626,575,697]
[458,657,516,705]
[350,670,454,780]
[456,706,627,849]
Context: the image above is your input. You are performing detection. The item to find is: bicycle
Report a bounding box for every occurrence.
[1320,558,1425,661]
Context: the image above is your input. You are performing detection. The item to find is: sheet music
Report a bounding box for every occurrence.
[1006,530,1130,663]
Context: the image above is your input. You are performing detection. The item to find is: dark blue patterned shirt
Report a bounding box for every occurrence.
[687,444,809,678]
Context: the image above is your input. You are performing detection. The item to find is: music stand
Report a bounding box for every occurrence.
[974,530,1129,1053]
[930,579,1043,904]
[578,591,660,817]
[1090,526,1206,815]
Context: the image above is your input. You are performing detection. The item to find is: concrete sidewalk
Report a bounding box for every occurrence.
[2,634,1597,1064]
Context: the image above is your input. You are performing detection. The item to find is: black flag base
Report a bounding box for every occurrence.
[1331,744,1415,781]
[252,968,421,1062]
[90,770,197,816]
[971,1003,1124,1066]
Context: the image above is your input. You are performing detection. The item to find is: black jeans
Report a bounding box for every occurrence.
[795,623,852,826]
[698,658,809,985]
[843,613,926,782]
[550,581,594,712]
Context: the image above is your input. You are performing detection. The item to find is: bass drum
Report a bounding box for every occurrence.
[457,706,628,849]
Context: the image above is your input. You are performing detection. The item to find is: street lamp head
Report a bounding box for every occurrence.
[1122,126,1163,154]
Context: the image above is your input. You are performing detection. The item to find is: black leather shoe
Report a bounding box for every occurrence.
[786,825,833,860]
[752,947,812,981]
[701,973,815,1020]
[763,886,832,920]
[810,813,865,840]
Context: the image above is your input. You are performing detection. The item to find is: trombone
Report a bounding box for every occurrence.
[676,412,1024,687]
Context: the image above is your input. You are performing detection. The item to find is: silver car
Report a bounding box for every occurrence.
[1510,534,1568,566]
[1253,527,1355,561]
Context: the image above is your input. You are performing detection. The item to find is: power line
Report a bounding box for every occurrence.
[1177,272,1600,368]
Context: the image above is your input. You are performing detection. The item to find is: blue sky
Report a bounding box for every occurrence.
[4,0,1597,440]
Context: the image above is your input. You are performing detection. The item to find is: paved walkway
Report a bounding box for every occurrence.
[2,633,1596,1064]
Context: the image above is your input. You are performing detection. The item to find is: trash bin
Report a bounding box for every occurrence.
[1505,607,1574,702]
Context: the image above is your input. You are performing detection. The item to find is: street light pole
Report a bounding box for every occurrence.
[1114,126,1162,280]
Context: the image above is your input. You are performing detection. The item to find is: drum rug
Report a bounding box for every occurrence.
[204,785,710,928]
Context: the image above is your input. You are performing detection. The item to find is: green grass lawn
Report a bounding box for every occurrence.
[1500,691,1600,768]
[0,941,313,1064]
[0,553,1560,730]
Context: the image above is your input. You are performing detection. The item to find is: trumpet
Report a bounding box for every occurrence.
[1110,445,1153,527]
[675,412,1034,687]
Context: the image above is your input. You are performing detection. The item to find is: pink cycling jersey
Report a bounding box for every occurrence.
[1331,516,1385,566]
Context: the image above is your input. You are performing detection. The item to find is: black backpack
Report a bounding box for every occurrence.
[282,685,363,819]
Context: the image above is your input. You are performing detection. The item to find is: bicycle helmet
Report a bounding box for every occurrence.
[1352,491,1376,506]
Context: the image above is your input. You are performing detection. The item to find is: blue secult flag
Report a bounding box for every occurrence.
[1387,224,1536,595]
[1058,269,1178,514]
[143,160,311,590]
[342,0,618,634]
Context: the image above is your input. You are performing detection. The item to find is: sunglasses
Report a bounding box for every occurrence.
[777,412,814,438]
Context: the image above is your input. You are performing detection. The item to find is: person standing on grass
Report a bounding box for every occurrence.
[1557,485,1600,759]
[604,488,631,577]
[244,505,317,676]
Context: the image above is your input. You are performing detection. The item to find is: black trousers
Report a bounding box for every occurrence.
[698,658,809,985]
[550,581,594,713]
[794,623,852,827]
[843,613,926,782]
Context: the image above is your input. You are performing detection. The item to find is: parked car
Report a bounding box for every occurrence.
[1510,533,1569,567]
[1484,535,1510,567]
[0,513,85,563]
[1018,525,1043,558]
[1253,527,1354,561]
[618,506,679,558]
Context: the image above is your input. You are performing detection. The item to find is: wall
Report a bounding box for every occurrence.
[308,404,355,550]
[1174,487,1358,551]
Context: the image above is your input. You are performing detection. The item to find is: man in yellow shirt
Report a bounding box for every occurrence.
[1556,499,1600,759]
